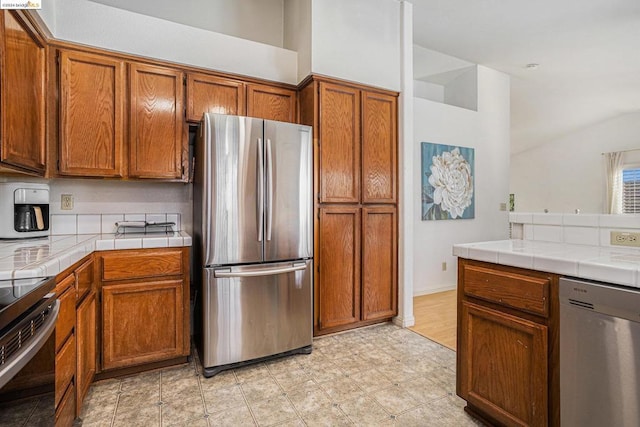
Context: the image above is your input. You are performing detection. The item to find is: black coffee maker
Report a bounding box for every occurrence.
[0,182,50,239]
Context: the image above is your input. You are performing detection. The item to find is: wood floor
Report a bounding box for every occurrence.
[410,290,457,351]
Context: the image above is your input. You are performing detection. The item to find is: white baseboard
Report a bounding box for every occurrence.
[392,315,415,328]
[413,285,457,297]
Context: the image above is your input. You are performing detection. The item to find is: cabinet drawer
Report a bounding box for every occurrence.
[99,249,183,281]
[55,277,76,351]
[55,334,75,407]
[463,263,550,317]
[55,381,76,427]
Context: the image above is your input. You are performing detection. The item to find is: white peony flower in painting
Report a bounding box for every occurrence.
[428,148,473,218]
[421,142,474,221]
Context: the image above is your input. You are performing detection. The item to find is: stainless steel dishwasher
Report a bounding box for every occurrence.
[560,277,640,427]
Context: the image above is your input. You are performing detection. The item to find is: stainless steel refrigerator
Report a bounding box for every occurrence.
[194,113,313,377]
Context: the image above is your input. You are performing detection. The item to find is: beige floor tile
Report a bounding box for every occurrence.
[113,403,160,426]
[161,363,199,383]
[307,361,346,384]
[234,363,270,383]
[349,368,395,393]
[265,357,302,374]
[395,396,482,427]
[202,384,246,414]
[248,394,298,426]
[287,386,332,415]
[272,366,313,391]
[241,376,283,402]
[120,370,161,392]
[401,375,449,403]
[272,418,306,427]
[333,353,371,376]
[301,404,352,427]
[376,361,420,383]
[161,396,207,426]
[206,402,256,426]
[199,369,238,390]
[372,385,420,415]
[339,395,390,424]
[320,376,364,403]
[116,388,161,417]
[162,375,201,401]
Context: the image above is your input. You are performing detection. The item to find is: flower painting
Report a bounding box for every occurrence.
[421,142,475,220]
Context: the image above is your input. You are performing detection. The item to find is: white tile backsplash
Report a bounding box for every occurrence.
[77,214,101,234]
[532,225,563,242]
[51,215,77,235]
[102,215,124,234]
[114,238,142,250]
[562,213,599,227]
[563,226,600,246]
[532,213,563,225]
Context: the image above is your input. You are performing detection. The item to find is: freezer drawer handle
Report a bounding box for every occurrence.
[214,263,307,278]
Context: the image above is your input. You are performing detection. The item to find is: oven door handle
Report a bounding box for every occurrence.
[0,299,60,390]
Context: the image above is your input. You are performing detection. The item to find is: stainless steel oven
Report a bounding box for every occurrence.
[0,276,59,422]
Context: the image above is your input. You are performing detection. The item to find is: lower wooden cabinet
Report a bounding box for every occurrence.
[97,247,190,373]
[55,383,76,427]
[101,279,186,370]
[316,206,397,334]
[76,291,96,415]
[456,259,559,427]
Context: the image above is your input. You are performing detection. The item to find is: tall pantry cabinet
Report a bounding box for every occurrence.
[299,77,398,335]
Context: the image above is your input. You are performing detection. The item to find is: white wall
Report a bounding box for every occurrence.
[413,66,510,295]
[311,0,401,91]
[39,0,297,84]
[510,112,640,214]
[444,66,477,111]
[88,0,285,47]
[284,0,312,82]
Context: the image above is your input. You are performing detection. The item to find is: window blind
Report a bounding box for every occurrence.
[622,168,640,213]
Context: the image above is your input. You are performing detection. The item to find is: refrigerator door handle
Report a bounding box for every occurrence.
[266,138,274,241]
[257,137,264,242]
[214,262,307,278]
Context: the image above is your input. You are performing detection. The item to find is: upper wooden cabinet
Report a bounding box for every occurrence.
[0,11,46,174]
[129,63,186,179]
[361,91,397,204]
[186,73,246,122]
[319,82,361,203]
[246,83,296,123]
[58,50,188,181]
[59,50,125,177]
[304,79,398,205]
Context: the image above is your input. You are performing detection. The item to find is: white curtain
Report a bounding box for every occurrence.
[604,151,623,214]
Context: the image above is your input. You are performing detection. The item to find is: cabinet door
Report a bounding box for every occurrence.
[76,291,96,416]
[317,206,361,330]
[55,274,76,352]
[318,82,361,203]
[186,73,245,122]
[361,91,397,204]
[75,257,94,302]
[59,50,125,177]
[362,206,397,321]
[459,301,548,427]
[246,83,296,123]
[129,63,186,180]
[0,11,45,173]
[102,280,185,370]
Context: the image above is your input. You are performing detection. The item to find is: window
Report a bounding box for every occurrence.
[622,167,640,213]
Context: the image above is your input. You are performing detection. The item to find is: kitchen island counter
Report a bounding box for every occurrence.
[0,231,192,280]
[453,239,640,288]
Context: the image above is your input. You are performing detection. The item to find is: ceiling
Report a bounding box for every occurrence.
[412,0,640,154]
[87,0,640,155]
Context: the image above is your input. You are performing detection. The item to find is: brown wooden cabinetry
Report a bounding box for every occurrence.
[186,73,246,121]
[59,50,125,177]
[0,10,46,174]
[247,83,296,123]
[97,248,190,372]
[54,255,96,423]
[301,76,399,335]
[129,63,186,179]
[457,259,559,427]
[58,49,187,181]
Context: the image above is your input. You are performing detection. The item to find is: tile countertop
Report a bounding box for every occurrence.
[453,239,640,289]
[0,232,192,281]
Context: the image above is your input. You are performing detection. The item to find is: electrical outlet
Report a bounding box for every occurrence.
[442,262,447,271]
[61,194,74,210]
[610,231,640,247]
